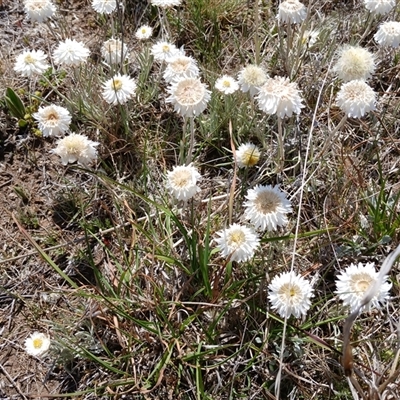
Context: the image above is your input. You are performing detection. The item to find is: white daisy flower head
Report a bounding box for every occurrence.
[163,55,200,83]
[214,224,260,263]
[91,0,116,14]
[23,0,56,23]
[215,75,240,95]
[33,104,71,137]
[14,49,49,77]
[374,21,400,48]
[268,271,314,318]
[235,143,261,168]
[25,332,51,357]
[53,38,90,66]
[297,29,319,47]
[151,41,182,62]
[51,133,99,166]
[244,184,292,231]
[278,0,307,25]
[333,45,375,82]
[238,64,268,97]
[166,163,201,201]
[151,0,182,7]
[364,0,395,15]
[256,76,304,118]
[135,25,153,40]
[336,80,376,118]
[166,77,211,117]
[335,262,392,313]
[101,38,129,64]
[102,73,137,105]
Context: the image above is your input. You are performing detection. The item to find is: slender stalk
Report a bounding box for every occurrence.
[277,117,284,170]
[185,116,196,165]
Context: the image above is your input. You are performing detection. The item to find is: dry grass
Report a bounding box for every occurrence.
[1,0,400,399]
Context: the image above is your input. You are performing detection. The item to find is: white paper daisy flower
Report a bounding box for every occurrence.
[374,21,400,48]
[268,271,314,318]
[333,45,375,82]
[14,49,49,77]
[296,29,319,47]
[25,332,51,357]
[135,25,153,40]
[102,73,137,105]
[151,0,182,7]
[244,185,292,231]
[53,38,90,66]
[163,55,199,83]
[51,133,99,166]
[238,64,268,97]
[101,38,129,64]
[166,77,211,117]
[166,164,201,201]
[235,143,261,168]
[33,104,71,137]
[256,76,304,118]
[278,0,307,24]
[91,0,116,14]
[214,224,260,263]
[215,75,240,95]
[151,41,182,62]
[335,262,392,313]
[23,0,56,23]
[364,0,395,15]
[336,80,376,118]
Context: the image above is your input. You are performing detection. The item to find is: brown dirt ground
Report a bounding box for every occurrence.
[0,1,147,398]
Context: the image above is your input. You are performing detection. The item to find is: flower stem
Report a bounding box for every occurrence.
[185,116,195,165]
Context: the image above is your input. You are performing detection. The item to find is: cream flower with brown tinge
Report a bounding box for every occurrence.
[333,45,375,82]
[336,80,376,118]
[335,262,392,313]
[166,163,201,201]
[235,143,261,168]
[256,76,304,118]
[51,133,99,166]
[244,185,292,231]
[163,55,199,83]
[101,38,129,64]
[214,224,260,263]
[33,104,71,137]
[238,64,268,97]
[166,77,211,117]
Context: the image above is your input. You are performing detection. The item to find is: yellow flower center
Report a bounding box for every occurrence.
[228,230,246,248]
[162,45,171,53]
[112,79,123,91]
[241,149,260,167]
[24,54,35,64]
[33,338,43,349]
[279,282,300,303]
